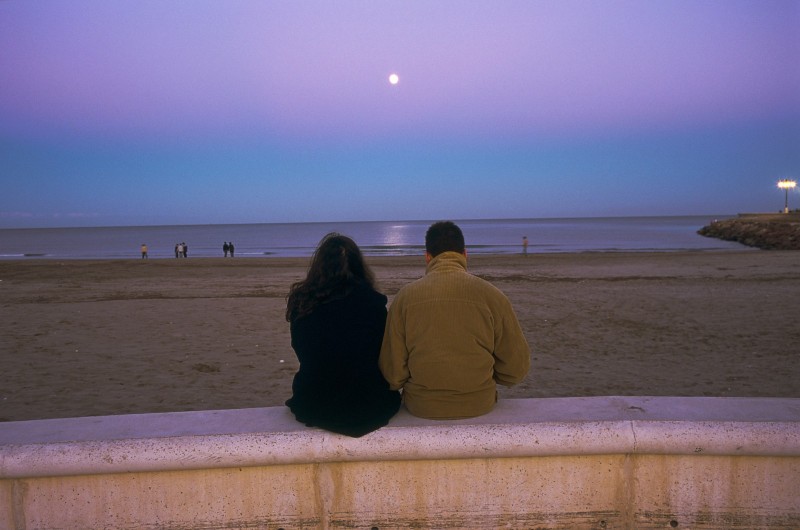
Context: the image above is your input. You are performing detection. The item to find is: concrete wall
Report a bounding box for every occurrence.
[2,396,799,529]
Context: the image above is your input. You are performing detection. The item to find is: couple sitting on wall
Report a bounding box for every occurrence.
[284,221,531,437]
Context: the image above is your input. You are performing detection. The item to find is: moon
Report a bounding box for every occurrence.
[388,73,399,85]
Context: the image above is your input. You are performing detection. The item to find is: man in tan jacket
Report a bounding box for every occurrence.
[379,221,531,419]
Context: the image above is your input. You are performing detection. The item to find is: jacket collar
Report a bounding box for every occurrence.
[426,251,467,274]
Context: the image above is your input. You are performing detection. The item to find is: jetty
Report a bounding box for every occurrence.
[698,213,800,250]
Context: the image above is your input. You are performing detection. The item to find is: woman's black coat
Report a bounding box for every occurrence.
[285,283,400,437]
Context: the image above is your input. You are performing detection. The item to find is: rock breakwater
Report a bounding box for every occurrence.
[698,214,800,250]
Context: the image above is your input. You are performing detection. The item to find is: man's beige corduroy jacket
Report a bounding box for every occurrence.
[379,251,531,419]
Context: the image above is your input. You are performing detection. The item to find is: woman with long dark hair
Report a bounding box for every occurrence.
[285,233,400,437]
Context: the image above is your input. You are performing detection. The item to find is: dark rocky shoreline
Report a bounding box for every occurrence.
[698,213,800,250]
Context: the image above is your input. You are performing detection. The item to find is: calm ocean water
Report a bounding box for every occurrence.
[0,216,747,260]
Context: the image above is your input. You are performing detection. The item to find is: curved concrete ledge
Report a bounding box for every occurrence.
[3,397,800,529]
[2,396,799,479]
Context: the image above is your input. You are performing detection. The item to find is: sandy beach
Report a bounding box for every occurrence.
[1,251,799,423]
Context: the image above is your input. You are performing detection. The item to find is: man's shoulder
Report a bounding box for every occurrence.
[397,269,505,298]
[458,273,515,307]
[394,274,429,297]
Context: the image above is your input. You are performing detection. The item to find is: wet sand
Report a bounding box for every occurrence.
[1,251,799,422]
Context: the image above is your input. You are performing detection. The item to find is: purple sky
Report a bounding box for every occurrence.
[1,1,798,228]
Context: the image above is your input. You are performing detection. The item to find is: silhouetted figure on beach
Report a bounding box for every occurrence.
[285,233,400,437]
[223,242,230,257]
[182,242,188,258]
[175,244,179,258]
[229,242,235,257]
[140,244,148,259]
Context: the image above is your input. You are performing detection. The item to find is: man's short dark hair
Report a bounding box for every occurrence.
[425,221,465,257]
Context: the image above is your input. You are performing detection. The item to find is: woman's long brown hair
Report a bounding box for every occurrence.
[285,233,375,322]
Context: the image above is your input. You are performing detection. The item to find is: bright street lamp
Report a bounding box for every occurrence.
[778,179,797,213]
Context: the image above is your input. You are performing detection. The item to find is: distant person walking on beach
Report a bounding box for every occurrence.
[182,242,188,258]
[285,233,401,437]
[380,221,530,420]
[229,242,235,257]
[175,244,179,258]
[223,242,230,257]
[522,236,528,255]
[140,244,148,259]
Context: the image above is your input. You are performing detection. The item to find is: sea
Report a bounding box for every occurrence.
[0,215,747,260]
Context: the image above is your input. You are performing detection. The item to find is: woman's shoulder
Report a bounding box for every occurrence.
[350,282,388,306]
[295,283,385,323]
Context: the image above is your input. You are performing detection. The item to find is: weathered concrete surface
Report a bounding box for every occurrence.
[1,396,799,529]
[631,455,800,529]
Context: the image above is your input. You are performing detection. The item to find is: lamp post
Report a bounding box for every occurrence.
[778,179,797,213]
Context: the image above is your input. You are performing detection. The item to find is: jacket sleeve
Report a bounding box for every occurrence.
[492,298,531,386]
[379,298,409,391]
